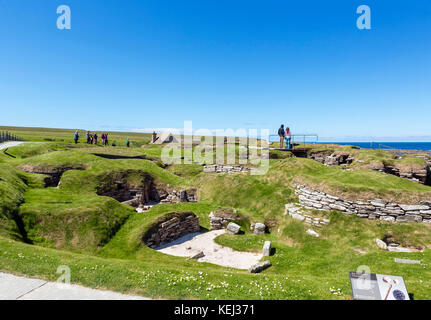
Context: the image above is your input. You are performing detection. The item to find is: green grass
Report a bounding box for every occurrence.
[1,127,431,300]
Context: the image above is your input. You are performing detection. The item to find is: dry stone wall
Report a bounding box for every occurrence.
[204,165,250,174]
[295,184,431,223]
[144,212,200,248]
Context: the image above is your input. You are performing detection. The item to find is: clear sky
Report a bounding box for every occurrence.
[0,0,430,141]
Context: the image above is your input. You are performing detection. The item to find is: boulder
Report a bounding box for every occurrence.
[262,241,271,256]
[253,223,266,235]
[248,260,272,273]
[226,222,241,234]
[375,238,387,250]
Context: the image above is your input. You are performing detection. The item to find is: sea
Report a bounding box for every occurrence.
[319,142,431,153]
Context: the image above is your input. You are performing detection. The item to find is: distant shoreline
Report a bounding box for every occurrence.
[318,142,431,154]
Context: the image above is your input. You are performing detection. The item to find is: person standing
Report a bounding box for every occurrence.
[104,133,108,146]
[73,130,79,144]
[94,133,98,145]
[278,124,285,148]
[126,138,130,148]
[285,127,292,149]
[86,131,90,144]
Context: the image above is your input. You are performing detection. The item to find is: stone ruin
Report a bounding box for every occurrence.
[203,165,251,174]
[295,184,431,223]
[143,212,200,248]
[17,164,85,187]
[370,161,430,185]
[209,207,242,230]
[308,151,354,166]
[308,151,431,186]
[96,170,197,212]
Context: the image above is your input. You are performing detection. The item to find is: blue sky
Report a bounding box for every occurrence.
[0,0,430,141]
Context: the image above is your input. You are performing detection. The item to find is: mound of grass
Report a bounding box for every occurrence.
[18,188,133,254]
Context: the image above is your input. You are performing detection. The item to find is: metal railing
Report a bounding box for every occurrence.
[0,131,22,143]
[269,134,318,148]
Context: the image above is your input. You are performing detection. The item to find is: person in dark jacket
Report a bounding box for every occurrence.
[278,125,285,148]
[73,130,79,144]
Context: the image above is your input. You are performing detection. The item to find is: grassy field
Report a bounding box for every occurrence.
[1,126,431,299]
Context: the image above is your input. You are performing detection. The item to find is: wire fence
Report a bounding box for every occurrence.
[269,134,318,149]
[0,131,23,143]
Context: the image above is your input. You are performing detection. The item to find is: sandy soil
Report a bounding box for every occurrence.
[156,230,262,270]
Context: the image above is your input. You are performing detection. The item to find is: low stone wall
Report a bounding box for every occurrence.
[295,184,431,223]
[308,151,354,166]
[203,165,250,174]
[158,189,197,203]
[143,212,200,248]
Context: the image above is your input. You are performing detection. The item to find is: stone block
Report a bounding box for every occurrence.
[248,260,272,273]
[262,241,271,256]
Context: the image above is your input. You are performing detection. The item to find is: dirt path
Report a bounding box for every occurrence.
[156,230,262,270]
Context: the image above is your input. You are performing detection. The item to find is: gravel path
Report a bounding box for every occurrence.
[156,230,262,270]
[0,141,24,150]
[0,272,149,300]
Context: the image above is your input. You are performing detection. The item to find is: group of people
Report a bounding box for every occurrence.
[73,130,132,147]
[277,124,291,149]
[86,131,109,146]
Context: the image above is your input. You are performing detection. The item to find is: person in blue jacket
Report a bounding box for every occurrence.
[126,138,130,148]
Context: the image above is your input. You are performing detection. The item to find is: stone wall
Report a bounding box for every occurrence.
[203,165,250,174]
[157,188,197,203]
[308,151,354,166]
[307,152,431,186]
[143,212,200,248]
[294,184,431,223]
[369,162,430,185]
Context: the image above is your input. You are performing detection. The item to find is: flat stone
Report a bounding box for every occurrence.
[387,247,417,253]
[189,251,205,259]
[394,258,421,264]
[306,229,319,237]
[400,204,430,211]
[248,260,272,273]
[380,216,395,222]
[226,222,241,234]
[375,238,387,250]
[329,204,347,211]
[397,215,422,223]
[370,201,386,208]
[290,213,305,221]
[262,241,271,256]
